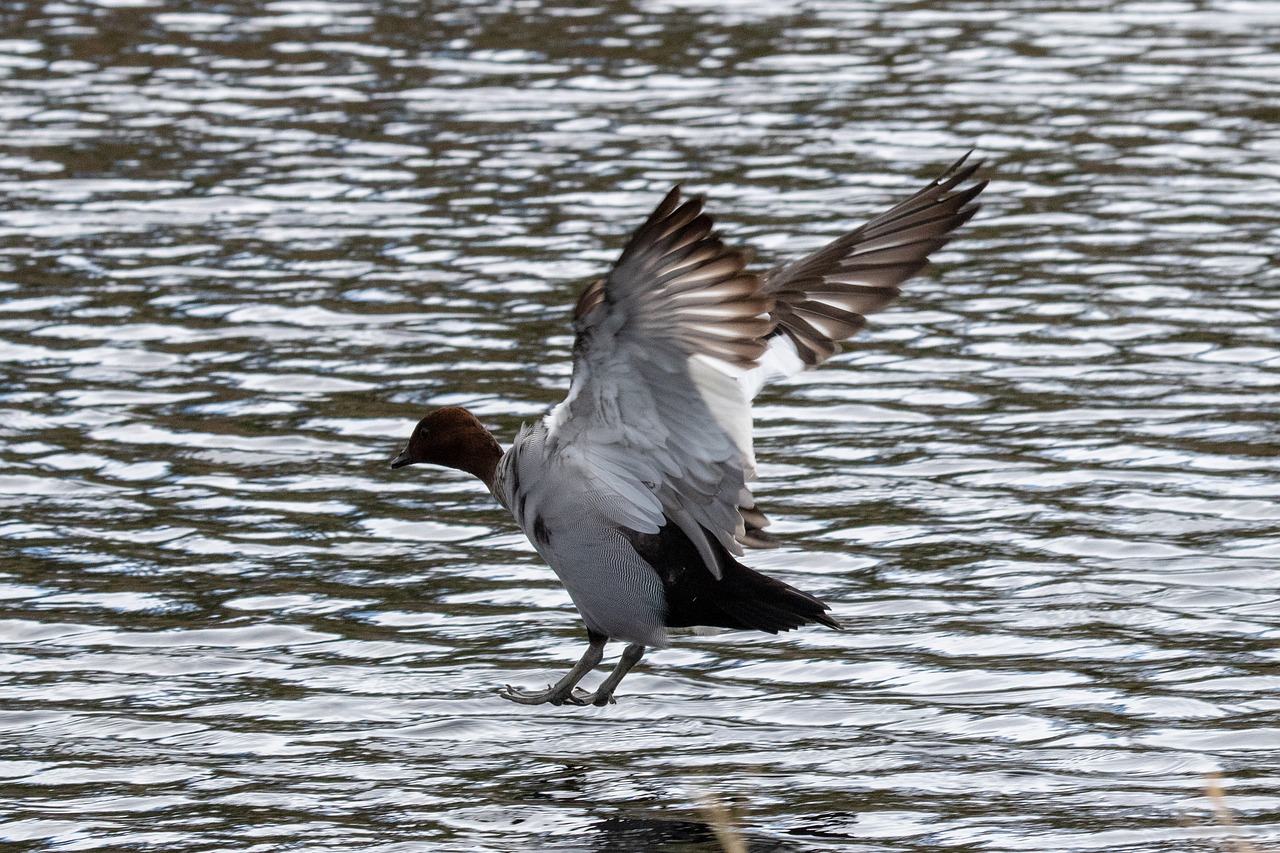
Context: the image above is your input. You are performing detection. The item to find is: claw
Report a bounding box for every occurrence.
[497,683,593,706]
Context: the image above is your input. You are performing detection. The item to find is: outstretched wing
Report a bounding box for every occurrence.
[546,187,770,578]
[762,153,987,369]
[547,156,987,574]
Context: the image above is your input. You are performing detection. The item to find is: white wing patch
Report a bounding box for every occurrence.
[688,353,757,478]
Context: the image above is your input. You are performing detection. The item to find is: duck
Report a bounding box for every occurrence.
[391,155,986,706]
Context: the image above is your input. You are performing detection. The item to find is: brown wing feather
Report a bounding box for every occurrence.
[763,153,987,366]
[587,186,773,367]
[573,277,605,321]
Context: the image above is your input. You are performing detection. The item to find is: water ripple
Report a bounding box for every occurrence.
[1,0,1278,850]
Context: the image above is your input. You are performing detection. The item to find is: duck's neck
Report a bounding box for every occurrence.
[459,429,503,491]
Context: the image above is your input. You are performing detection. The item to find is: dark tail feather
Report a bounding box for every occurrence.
[667,558,841,634]
[628,519,841,634]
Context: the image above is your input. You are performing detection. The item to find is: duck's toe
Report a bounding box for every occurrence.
[497,683,593,706]
[576,686,619,706]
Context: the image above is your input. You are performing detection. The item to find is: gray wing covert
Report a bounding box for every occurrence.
[547,188,774,577]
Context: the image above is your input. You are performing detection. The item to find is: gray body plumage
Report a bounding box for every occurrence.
[494,420,670,647]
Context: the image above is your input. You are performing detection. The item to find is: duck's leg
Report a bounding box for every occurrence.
[498,631,606,706]
[579,642,646,706]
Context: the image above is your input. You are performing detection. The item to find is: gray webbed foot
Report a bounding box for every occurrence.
[578,688,618,707]
[497,684,593,706]
[574,642,645,707]
[494,636,644,707]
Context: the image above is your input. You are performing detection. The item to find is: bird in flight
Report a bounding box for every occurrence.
[392,155,986,705]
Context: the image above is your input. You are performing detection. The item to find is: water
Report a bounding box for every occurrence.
[2,0,1278,850]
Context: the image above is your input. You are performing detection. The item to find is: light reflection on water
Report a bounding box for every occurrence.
[2,0,1279,850]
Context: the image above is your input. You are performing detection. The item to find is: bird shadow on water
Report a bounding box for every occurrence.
[572,811,798,853]
[497,764,794,852]
[518,774,1273,853]
[588,815,742,853]
[514,788,802,853]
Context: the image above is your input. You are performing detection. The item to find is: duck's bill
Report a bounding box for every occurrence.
[389,449,412,469]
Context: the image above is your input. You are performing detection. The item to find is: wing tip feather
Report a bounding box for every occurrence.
[762,153,988,369]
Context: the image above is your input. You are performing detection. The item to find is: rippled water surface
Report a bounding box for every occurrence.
[2,1,1279,850]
